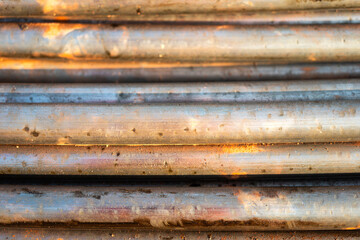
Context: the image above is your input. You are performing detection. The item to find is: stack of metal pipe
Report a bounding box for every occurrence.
[1,0,360,238]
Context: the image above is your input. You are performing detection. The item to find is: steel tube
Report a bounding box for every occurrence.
[2,80,360,104]
[2,228,360,240]
[1,185,360,230]
[3,9,360,25]
[1,101,360,145]
[0,23,359,63]
[0,0,359,16]
[2,59,360,83]
[1,144,360,175]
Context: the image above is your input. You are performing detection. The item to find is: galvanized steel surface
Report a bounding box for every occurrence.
[1,0,360,235]
[2,228,360,240]
[1,143,360,175]
[2,59,360,82]
[0,0,359,16]
[0,23,359,62]
[1,185,360,230]
[1,80,360,104]
[3,9,360,25]
[0,101,359,145]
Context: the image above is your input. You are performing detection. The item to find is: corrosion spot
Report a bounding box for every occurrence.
[92,195,101,200]
[18,23,28,31]
[73,190,85,198]
[132,128,136,133]
[117,152,120,156]
[136,7,141,15]
[21,188,43,196]
[23,126,29,132]
[138,188,152,194]
[87,132,91,136]
[30,130,40,137]
[184,127,189,132]
[158,132,163,137]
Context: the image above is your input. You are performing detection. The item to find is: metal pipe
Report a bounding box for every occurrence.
[1,101,360,145]
[1,185,360,230]
[0,23,359,63]
[2,228,360,240]
[0,0,359,16]
[2,143,360,175]
[2,80,360,104]
[2,59,360,83]
[2,9,360,25]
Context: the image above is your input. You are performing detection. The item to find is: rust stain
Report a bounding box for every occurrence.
[343,224,360,230]
[0,57,252,69]
[36,0,79,14]
[42,23,83,39]
[216,25,235,30]
[54,16,70,21]
[302,66,317,74]
[308,53,317,62]
[220,144,262,154]
[231,170,248,176]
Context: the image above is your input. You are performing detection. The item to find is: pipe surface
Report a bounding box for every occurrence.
[1,143,360,175]
[0,0,359,16]
[1,80,360,104]
[0,23,359,62]
[1,185,360,230]
[2,9,360,25]
[2,228,360,240]
[2,59,360,83]
[0,101,360,145]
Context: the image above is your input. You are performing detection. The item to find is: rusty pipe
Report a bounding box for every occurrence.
[1,101,360,145]
[0,0,359,16]
[1,185,360,230]
[0,23,359,63]
[2,228,360,239]
[1,143,360,175]
[3,9,360,25]
[1,80,360,104]
[1,59,360,83]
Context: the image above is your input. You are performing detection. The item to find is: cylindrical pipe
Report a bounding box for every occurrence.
[0,23,359,62]
[1,59,360,83]
[2,9,360,25]
[1,185,360,230]
[0,101,360,145]
[0,0,359,16]
[2,143,360,175]
[2,80,360,104]
[1,228,360,240]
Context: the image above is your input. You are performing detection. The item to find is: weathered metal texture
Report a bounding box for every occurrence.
[2,80,360,104]
[0,23,359,62]
[0,0,359,16]
[2,228,360,240]
[2,143,360,175]
[0,101,359,145]
[3,9,360,25]
[1,185,360,230]
[2,59,360,83]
